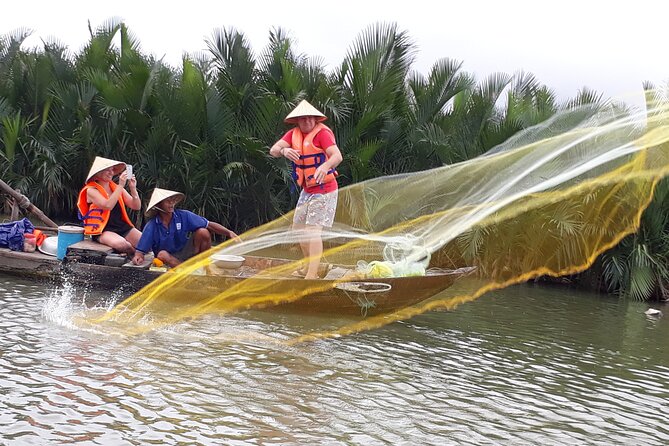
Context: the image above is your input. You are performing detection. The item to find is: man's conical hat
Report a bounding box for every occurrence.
[284,100,327,124]
[146,187,185,217]
[85,156,126,183]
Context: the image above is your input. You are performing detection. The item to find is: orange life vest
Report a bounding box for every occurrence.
[32,229,46,247]
[291,123,338,189]
[77,181,134,236]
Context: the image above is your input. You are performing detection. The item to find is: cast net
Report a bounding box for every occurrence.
[92,99,669,342]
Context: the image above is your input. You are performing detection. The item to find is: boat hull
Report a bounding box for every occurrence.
[149,269,466,317]
[0,248,471,317]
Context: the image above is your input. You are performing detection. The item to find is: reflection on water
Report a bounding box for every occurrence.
[1,274,668,445]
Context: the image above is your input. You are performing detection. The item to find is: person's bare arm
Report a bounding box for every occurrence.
[269,139,291,158]
[87,173,128,210]
[122,175,141,210]
[313,144,343,184]
[207,221,239,240]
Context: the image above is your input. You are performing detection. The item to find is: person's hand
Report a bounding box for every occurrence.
[313,165,329,184]
[128,174,137,189]
[132,252,145,265]
[228,230,242,242]
[281,147,300,162]
[118,171,128,187]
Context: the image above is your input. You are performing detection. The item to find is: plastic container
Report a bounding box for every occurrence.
[57,225,85,260]
[210,254,245,269]
[23,233,37,252]
[38,236,58,256]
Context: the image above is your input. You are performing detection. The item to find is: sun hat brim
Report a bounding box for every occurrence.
[86,156,126,183]
[145,188,185,217]
[284,100,327,124]
[284,115,327,124]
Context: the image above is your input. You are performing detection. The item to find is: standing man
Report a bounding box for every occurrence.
[269,100,343,279]
[132,188,238,267]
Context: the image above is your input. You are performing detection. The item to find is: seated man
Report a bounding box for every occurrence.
[131,188,238,267]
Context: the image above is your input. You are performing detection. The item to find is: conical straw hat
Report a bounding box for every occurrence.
[284,100,327,124]
[86,156,126,182]
[146,188,185,217]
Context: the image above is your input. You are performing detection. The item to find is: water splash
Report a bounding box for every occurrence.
[42,277,90,330]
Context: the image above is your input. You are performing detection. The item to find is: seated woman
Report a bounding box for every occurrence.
[77,156,142,255]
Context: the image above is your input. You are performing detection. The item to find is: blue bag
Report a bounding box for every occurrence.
[0,218,35,251]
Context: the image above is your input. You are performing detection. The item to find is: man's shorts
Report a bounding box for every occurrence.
[172,236,197,262]
[293,189,338,227]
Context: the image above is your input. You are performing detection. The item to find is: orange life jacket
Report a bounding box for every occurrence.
[77,181,134,236]
[291,123,338,189]
[32,229,46,247]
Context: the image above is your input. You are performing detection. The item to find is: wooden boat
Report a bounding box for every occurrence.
[0,240,474,317]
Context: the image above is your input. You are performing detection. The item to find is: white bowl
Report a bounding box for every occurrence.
[38,236,58,256]
[210,254,245,269]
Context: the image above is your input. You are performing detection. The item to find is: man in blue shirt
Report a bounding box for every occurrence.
[131,188,238,267]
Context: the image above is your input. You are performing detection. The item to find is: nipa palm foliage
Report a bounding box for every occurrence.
[584,84,669,301]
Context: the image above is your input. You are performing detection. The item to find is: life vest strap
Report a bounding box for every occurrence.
[295,163,322,169]
[300,153,326,162]
[78,208,104,225]
[306,169,336,180]
[300,153,326,159]
[293,153,328,171]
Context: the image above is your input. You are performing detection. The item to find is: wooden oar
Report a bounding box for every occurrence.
[0,178,59,228]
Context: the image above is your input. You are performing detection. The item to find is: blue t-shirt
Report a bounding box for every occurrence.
[136,209,209,255]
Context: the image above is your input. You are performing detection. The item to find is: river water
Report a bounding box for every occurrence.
[1,273,668,445]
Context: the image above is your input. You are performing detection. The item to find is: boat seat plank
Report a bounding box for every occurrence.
[69,240,113,254]
[122,253,154,269]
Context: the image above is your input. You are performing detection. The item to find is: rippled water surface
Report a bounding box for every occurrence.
[1,274,668,445]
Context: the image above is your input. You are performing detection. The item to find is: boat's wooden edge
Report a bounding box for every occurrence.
[0,248,61,279]
[0,247,161,290]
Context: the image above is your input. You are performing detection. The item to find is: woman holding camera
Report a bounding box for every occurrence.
[77,156,142,255]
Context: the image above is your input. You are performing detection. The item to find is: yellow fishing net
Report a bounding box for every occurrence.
[93,101,669,342]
